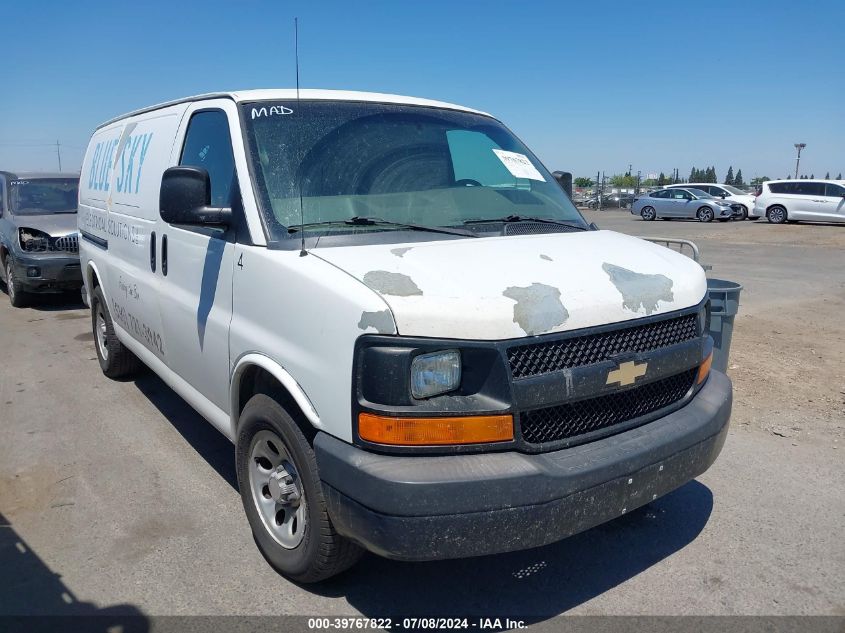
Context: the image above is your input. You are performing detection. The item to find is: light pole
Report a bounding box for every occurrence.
[794,143,806,179]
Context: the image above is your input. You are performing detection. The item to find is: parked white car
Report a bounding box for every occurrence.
[754,180,845,224]
[665,183,757,220]
[78,89,731,582]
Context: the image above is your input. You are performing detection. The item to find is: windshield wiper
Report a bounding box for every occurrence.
[289,216,478,238]
[463,215,590,230]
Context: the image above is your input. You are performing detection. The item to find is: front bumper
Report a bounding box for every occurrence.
[11,252,82,293]
[316,370,731,561]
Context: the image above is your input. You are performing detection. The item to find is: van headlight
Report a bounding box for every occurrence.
[410,350,461,399]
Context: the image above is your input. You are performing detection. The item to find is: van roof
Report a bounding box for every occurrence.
[765,179,845,184]
[97,89,493,129]
[0,171,80,180]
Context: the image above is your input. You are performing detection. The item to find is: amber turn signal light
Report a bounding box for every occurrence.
[358,412,514,446]
[697,351,713,384]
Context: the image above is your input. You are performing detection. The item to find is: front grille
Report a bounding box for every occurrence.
[53,235,79,253]
[520,368,697,445]
[508,313,698,379]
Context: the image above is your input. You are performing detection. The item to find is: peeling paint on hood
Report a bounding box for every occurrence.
[314,230,707,340]
[602,263,674,315]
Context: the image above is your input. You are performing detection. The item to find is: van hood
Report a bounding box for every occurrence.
[314,230,707,340]
[13,213,78,237]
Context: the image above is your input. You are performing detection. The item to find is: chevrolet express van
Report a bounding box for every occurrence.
[78,90,732,582]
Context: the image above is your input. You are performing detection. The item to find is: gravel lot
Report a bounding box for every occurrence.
[1,212,843,623]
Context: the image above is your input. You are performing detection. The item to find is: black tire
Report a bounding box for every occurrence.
[236,394,363,583]
[640,206,656,221]
[4,257,28,308]
[738,205,749,221]
[91,286,142,379]
[767,205,788,224]
[697,206,714,222]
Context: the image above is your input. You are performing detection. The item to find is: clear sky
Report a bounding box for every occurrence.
[2,0,842,182]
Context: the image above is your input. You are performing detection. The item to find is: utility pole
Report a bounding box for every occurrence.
[794,143,806,179]
[600,172,606,212]
[636,170,641,194]
[596,171,600,211]
[55,140,62,171]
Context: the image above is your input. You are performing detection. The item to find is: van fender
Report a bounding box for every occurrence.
[84,259,105,295]
[230,352,321,431]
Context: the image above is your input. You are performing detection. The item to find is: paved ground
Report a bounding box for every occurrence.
[0,212,843,624]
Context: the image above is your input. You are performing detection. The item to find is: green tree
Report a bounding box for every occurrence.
[657,172,667,185]
[838,173,842,179]
[734,169,744,186]
[724,166,734,185]
[751,176,770,185]
[574,177,594,188]
[707,166,718,182]
[810,174,814,179]
[609,174,638,188]
[825,172,830,179]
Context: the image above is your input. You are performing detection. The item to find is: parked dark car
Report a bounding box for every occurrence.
[0,172,82,307]
[586,193,635,209]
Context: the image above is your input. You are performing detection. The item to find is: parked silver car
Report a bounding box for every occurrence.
[0,172,81,307]
[631,188,734,222]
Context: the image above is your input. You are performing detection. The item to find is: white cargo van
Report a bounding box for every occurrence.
[78,90,731,582]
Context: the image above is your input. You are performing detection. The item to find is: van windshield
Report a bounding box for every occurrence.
[240,100,586,241]
[9,178,79,215]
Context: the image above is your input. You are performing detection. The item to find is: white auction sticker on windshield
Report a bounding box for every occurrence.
[492,149,545,181]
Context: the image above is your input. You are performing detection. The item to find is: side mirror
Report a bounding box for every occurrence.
[160,166,232,226]
[720,193,727,198]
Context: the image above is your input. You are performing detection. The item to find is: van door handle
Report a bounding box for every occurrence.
[161,234,168,277]
[150,231,157,272]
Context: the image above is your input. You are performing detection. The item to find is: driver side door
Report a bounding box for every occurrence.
[666,189,693,217]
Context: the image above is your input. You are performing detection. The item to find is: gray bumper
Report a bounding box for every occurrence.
[316,370,732,561]
[11,252,82,292]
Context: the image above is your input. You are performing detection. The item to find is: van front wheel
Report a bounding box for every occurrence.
[236,394,363,583]
[91,286,142,379]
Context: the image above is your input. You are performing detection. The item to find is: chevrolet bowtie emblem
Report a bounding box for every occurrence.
[606,360,648,387]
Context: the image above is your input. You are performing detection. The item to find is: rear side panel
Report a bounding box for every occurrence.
[78,104,189,363]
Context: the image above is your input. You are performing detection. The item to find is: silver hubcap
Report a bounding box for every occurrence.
[642,208,654,219]
[248,430,306,549]
[95,310,109,361]
[771,208,784,222]
[700,209,713,221]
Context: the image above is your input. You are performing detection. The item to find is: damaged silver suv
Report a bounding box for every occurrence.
[0,172,82,307]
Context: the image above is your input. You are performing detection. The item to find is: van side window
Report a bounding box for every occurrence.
[825,183,845,197]
[793,182,825,196]
[179,111,236,207]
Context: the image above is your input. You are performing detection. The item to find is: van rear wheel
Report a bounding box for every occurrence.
[767,205,787,224]
[91,286,142,379]
[236,394,363,583]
